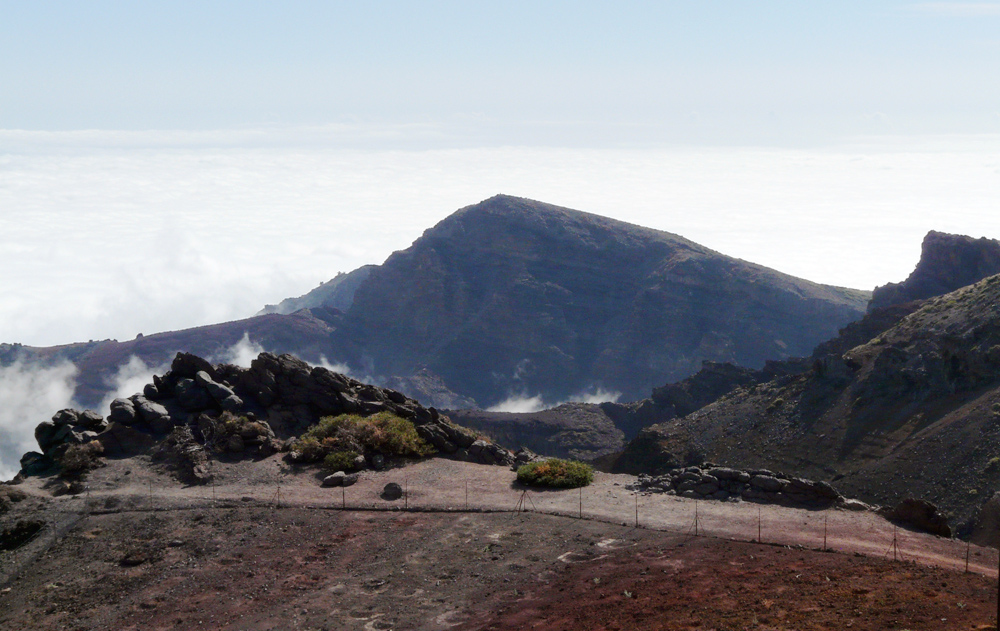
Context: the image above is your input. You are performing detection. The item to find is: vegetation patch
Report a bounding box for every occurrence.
[323,450,361,472]
[292,412,435,463]
[57,442,105,476]
[517,458,594,488]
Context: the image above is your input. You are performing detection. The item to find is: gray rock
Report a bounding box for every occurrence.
[34,420,59,452]
[369,454,385,470]
[323,471,346,487]
[19,451,53,476]
[750,475,784,493]
[227,434,245,453]
[76,410,106,431]
[175,379,213,411]
[381,482,403,500]
[51,409,79,426]
[143,383,161,400]
[353,455,367,470]
[693,482,719,496]
[219,394,244,412]
[195,370,238,404]
[133,396,170,425]
[108,398,137,426]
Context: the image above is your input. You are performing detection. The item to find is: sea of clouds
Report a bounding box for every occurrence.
[1,128,999,477]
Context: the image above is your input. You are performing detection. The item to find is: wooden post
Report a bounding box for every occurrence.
[341,485,345,510]
[579,486,583,519]
[966,539,971,574]
[404,479,408,511]
[694,501,699,537]
[465,480,468,511]
[635,493,639,528]
[824,515,828,550]
[758,506,762,543]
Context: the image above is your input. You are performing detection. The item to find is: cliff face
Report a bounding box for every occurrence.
[326,195,868,406]
[869,231,1000,312]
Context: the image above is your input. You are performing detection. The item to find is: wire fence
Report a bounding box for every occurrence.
[66,476,1000,582]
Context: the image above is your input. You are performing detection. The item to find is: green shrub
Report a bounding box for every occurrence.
[516,458,593,488]
[293,411,434,462]
[58,441,104,476]
[323,450,360,472]
[292,436,326,463]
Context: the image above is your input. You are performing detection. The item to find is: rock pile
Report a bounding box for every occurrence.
[627,465,843,508]
[20,351,515,483]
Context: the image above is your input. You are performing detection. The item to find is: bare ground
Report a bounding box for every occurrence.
[2,455,999,630]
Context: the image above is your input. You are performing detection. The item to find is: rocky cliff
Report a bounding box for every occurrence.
[869,231,1000,312]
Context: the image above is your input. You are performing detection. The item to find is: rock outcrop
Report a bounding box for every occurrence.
[19,351,515,484]
[869,231,1000,312]
[626,465,844,509]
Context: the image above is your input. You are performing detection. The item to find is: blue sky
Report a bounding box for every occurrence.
[3,1,1000,143]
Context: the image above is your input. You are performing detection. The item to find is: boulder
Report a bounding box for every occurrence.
[322,471,358,487]
[381,482,403,501]
[750,475,784,493]
[323,471,346,487]
[51,409,79,426]
[175,379,214,411]
[76,410,106,431]
[878,498,952,538]
[19,451,53,476]
[34,421,59,452]
[108,398,138,426]
[171,352,217,380]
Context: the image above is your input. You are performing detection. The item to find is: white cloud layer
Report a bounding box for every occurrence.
[0,360,78,480]
[2,129,999,350]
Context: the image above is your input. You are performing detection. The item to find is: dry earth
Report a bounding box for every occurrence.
[2,456,999,630]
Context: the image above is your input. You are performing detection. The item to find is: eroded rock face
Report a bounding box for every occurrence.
[869,231,1000,312]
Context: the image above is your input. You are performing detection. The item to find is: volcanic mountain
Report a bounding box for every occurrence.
[3,195,868,411]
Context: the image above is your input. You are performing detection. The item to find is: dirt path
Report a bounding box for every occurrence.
[14,455,999,578]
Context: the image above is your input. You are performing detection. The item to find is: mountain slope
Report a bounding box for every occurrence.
[616,273,1000,531]
[325,195,868,405]
[4,195,869,412]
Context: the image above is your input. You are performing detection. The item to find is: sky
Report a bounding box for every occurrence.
[2,2,1000,475]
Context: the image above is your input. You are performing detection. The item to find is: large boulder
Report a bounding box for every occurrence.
[878,498,951,538]
[108,398,138,426]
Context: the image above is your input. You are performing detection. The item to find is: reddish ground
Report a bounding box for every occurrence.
[2,457,999,630]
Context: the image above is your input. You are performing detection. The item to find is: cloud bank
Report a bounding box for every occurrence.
[0,360,78,480]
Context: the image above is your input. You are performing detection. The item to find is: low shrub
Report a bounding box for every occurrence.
[292,411,434,463]
[58,441,105,476]
[323,450,360,472]
[516,458,593,488]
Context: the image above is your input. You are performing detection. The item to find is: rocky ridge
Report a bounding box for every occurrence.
[18,351,514,486]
